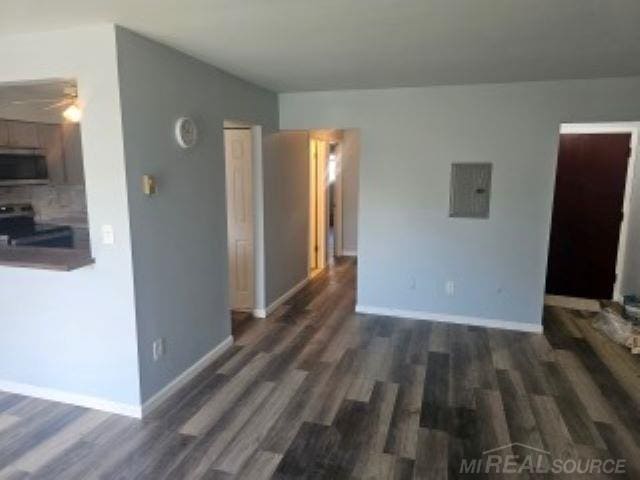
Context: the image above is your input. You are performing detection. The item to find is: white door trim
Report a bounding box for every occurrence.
[224,123,267,314]
[251,125,267,314]
[225,128,255,310]
[308,138,318,273]
[559,122,640,301]
[334,142,344,257]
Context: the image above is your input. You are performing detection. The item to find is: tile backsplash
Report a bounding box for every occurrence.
[0,184,88,222]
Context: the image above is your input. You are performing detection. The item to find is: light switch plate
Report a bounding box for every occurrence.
[142,175,157,196]
[446,281,455,296]
[153,338,165,361]
[101,225,115,245]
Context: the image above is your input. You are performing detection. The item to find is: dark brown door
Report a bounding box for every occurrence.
[546,133,631,299]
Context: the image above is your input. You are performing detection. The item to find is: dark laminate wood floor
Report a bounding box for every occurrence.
[1,258,639,479]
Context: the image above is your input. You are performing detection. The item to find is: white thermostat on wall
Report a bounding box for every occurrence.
[174,116,198,149]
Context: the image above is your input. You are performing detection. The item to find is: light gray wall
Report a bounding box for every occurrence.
[263,131,310,305]
[341,129,359,254]
[115,28,279,402]
[280,77,640,327]
[0,26,140,407]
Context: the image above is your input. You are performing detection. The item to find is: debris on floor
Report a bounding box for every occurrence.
[623,294,640,319]
[593,306,640,354]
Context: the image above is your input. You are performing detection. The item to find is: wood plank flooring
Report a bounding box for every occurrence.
[1,258,639,478]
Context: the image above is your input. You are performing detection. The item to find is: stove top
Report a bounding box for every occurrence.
[0,203,74,249]
[0,203,34,218]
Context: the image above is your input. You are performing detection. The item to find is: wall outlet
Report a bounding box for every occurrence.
[101,225,115,245]
[409,276,417,290]
[445,281,455,296]
[152,338,165,361]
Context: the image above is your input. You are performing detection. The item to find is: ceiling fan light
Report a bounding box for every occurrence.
[63,104,82,123]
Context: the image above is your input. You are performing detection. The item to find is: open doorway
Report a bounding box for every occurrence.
[0,79,92,258]
[545,123,638,307]
[308,129,360,277]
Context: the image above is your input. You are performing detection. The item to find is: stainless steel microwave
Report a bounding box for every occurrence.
[0,148,48,185]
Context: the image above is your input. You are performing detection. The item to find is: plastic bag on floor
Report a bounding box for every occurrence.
[592,308,634,346]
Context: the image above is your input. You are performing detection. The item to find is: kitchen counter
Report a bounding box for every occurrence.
[40,216,89,229]
[0,246,94,271]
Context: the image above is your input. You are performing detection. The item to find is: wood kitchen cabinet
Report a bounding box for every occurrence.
[62,123,84,185]
[37,123,66,183]
[0,120,9,145]
[7,120,39,148]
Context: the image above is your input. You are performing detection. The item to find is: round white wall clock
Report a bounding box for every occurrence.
[174,117,198,149]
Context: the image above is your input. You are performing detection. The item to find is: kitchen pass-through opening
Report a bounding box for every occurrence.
[0,78,91,256]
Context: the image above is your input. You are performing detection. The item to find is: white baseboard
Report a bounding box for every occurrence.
[0,335,236,419]
[253,277,309,319]
[341,250,357,257]
[308,268,323,279]
[355,305,543,333]
[0,380,143,418]
[141,335,234,417]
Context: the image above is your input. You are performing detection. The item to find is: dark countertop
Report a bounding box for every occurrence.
[0,246,94,271]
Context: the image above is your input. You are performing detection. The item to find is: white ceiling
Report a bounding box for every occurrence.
[1,0,639,92]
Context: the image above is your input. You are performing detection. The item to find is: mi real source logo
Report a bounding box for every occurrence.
[459,443,626,475]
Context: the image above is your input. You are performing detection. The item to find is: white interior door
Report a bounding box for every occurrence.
[225,129,254,310]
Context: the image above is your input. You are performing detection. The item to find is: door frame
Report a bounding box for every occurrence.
[223,121,267,315]
[309,138,318,272]
[558,122,639,301]
[333,141,344,257]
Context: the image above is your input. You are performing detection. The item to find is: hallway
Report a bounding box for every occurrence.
[0,258,639,478]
